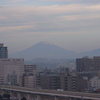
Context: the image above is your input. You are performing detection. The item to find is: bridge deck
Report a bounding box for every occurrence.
[0,85,100,100]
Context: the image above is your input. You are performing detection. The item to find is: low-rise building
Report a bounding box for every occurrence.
[89,76,100,91]
[24,64,38,74]
[21,74,36,88]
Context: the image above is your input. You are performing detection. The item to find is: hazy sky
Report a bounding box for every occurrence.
[0,0,100,54]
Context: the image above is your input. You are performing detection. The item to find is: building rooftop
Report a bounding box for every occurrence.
[0,43,4,47]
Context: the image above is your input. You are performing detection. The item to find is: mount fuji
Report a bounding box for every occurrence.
[10,41,77,60]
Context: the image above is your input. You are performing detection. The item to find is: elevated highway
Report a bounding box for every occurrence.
[0,85,100,100]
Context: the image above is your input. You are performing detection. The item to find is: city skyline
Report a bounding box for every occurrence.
[0,0,100,54]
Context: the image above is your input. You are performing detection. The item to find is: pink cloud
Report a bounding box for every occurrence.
[0,25,33,32]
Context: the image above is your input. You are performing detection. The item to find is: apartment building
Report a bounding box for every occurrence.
[36,72,77,91]
[19,64,38,88]
[19,74,36,88]
[60,72,77,91]
[24,64,38,74]
[36,74,60,90]
[76,56,100,72]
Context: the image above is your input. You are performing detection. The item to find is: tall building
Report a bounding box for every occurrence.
[0,58,24,85]
[0,43,8,58]
[76,56,100,72]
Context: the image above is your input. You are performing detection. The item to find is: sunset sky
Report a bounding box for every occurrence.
[0,0,100,54]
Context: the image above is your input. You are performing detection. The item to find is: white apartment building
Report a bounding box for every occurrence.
[89,76,100,91]
[0,58,24,85]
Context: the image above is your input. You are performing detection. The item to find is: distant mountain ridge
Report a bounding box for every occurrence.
[78,48,100,57]
[10,41,100,60]
[10,41,77,60]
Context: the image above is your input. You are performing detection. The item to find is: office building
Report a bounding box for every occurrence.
[0,58,24,85]
[0,43,8,58]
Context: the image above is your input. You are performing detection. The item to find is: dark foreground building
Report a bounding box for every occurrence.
[36,72,77,91]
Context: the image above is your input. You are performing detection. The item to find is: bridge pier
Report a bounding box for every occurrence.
[67,97,76,100]
[31,95,37,100]
[37,94,41,100]
[27,93,32,100]
[55,96,59,100]
[17,92,22,100]
[66,97,71,100]
[55,96,74,100]
[0,89,5,95]
[10,91,17,99]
